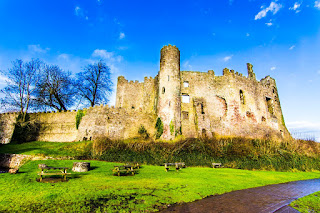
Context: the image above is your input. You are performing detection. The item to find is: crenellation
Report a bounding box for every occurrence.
[223,68,230,75]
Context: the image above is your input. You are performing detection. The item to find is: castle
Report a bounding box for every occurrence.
[0,45,290,144]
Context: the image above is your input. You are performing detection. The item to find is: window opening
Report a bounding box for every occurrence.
[202,129,207,137]
[182,111,189,120]
[168,75,170,81]
[240,90,245,104]
[183,81,189,87]
[266,97,274,114]
[182,94,190,103]
[201,103,205,114]
[162,87,165,94]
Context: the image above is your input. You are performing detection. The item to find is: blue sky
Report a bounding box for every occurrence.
[0,0,319,141]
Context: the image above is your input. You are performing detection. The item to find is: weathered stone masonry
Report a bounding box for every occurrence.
[116,45,290,141]
[0,45,290,143]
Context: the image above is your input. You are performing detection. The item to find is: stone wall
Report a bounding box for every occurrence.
[180,66,289,140]
[116,76,157,114]
[28,111,78,142]
[77,105,157,141]
[0,113,18,144]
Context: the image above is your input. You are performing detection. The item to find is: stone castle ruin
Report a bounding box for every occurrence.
[0,45,290,143]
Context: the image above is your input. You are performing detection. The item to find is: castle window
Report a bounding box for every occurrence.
[182,94,190,103]
[169,101,170,107]
[168,75,170,81]
[266,97,274,114]
[162,87,165,94]
[240,90,245,104]
[182,111,189,120]
[261,116,266,122]
[183,81,189,87]
[201,103,204,114]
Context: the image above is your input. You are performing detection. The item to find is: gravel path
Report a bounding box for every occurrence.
[161,178,320,213]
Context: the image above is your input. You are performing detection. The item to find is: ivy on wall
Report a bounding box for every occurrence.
[155,117,163,139]
[76,109,87,129]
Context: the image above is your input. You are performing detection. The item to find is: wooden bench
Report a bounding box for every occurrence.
[124,162,140,169]
[112,165,137,176]
[164,162,185,172]
[38,165,71,182]
[212,163,222,168]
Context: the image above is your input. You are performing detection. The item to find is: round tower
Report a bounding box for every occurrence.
[157,45,181,140]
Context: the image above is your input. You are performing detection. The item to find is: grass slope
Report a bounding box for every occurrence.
[1,160,319,212]
[290,191,320,213]
[0,141,92,158]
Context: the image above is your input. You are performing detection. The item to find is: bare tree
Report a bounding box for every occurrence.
[0,59,42,121]
[35,65,76,112]
[76,60,112,107]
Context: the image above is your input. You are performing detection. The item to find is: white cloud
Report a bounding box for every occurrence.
[92,49,114,59]
[246,33,250,37]
[287,121,320,141]
[289,45,295,50]
[183,60,193,70]
[255,2,282,20]
[287,121,320,130]
[223,55,233,62]
[0,74,9,85]
[119,32,125,39]
[288,121,320,140]
[212,32,216,36]
[74,6,88,20]
[28,44,50,54]
[265,22,273,26]
[92,49,123,62]
[289,2,301,12]
[315,1,320,9]
[74,6,82,16]
[57,54,70,60]
[270,66,276,71]
[317,70,320,74]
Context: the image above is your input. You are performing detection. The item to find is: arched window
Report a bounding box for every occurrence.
[162,87,165,94]
[240,90,245,104]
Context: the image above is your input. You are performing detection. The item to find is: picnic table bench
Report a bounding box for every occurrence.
[38,164,71,182]
[164,162,185,172]
[212,163,222,168]
[112,164,138,176]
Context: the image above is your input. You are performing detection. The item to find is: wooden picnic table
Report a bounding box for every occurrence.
[164,162,185,172]
[38,165,71,182]
[112,165,137,176]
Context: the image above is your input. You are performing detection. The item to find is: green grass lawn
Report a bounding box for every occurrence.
[290,191,320,213]
[1,159,320,212]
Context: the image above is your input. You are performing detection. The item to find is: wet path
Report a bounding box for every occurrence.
[161,178,320,213]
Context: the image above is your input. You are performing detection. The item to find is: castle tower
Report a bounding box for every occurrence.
[247,63,256,80]
[157,45,181,140]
